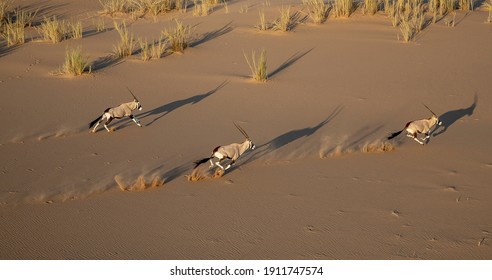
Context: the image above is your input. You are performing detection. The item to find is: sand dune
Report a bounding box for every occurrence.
[1,0,491,259]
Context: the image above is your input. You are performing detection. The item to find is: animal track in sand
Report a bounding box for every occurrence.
[443,186,458,192]
[304,225,321,234]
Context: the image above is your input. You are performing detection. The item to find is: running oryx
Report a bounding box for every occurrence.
[387,104,442,145]
[194,122,255,171]
[89,87,143,133]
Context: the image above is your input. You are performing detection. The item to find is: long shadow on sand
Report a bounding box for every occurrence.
[433,93,478,137]
[0,41,19,58]
[244,104,343,164]
[90,55,124,73]
[189,22,233,48]
[133,80,229,127]
[269,49,313,79]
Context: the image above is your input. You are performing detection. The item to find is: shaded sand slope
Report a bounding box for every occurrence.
[1,0,491,259]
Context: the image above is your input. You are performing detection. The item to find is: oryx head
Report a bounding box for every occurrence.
[127,87,143,111]
[234,122,255,150]
[423,104,442,126]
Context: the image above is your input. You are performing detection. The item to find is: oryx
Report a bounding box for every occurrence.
[194,122,255,171]
[387,104,442,145]
[89,87,143,133]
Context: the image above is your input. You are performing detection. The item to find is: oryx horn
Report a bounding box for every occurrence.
[234,122,250,140]
[423,103,437,116]
[126,86,139,101]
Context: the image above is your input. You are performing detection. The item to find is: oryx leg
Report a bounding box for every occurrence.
[224,160,235,171]
[92,114,107,133]
[407,132,424,145]
[422,132,431,142]
[104,116,114,132]
[129,115,142,127]
[210,152,225,170]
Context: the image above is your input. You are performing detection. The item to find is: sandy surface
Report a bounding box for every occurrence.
[1,0,491,259]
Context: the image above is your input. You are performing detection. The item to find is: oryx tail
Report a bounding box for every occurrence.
[194,157,211,169]
[89,108,110,129]
[387,122,410,140]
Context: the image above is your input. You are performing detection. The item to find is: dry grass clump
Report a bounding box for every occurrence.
[244,49,268,82]
[61,46,90,76]
[255,8,270,30]
[113,21,135,57]
[303,0,330,24]
[386,0,426,42]
[193,0,212,16]
[484,0,492,23]
[1,7,37,46]
[2,9,33,45]
[99,0,186,17]
[333,0,355,17]
[99,0,128,15]
[2,18,25,46]
[272,6,294,31]
[162,19,191,53]
[362,0,380,15]
[137,36,167,61]
[37,16,73,43]
[458,0,473,10]
[0,0,12,23]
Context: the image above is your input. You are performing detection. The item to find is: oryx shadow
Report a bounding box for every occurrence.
[268,49,313,79]
[433,93,478,137]
[137,80,229,126]
[323,124,385,156]
[189,22,233,48]
[149,162,191,184]
[244,105,343,164]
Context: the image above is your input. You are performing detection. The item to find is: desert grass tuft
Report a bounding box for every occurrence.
[458,0,473,11]
[162,19,191,53]
[99,0,128,16]
[272,6,292,31]
[484,0,492,23]
[1,0,12,23]
[362,0,380,15]
[113,21,135,57]
[150,35,167,59]
[61,46,90,76]
[69,21,83,39]
[244,49,268,82]
[145,0,176,16]
[303,0,330,24]
[255,8,270,31]
[93,17,106,32]
[193,0,212,16]
[139,38,152,61]
[333,0,355,17]
[37,16,70,43]
[1,17,25,46]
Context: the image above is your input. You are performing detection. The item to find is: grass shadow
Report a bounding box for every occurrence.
[0,40,20,58]
[90,54,124,73]
[269,48,313,79]
[189,22,233,48]
[433,93,478,137]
